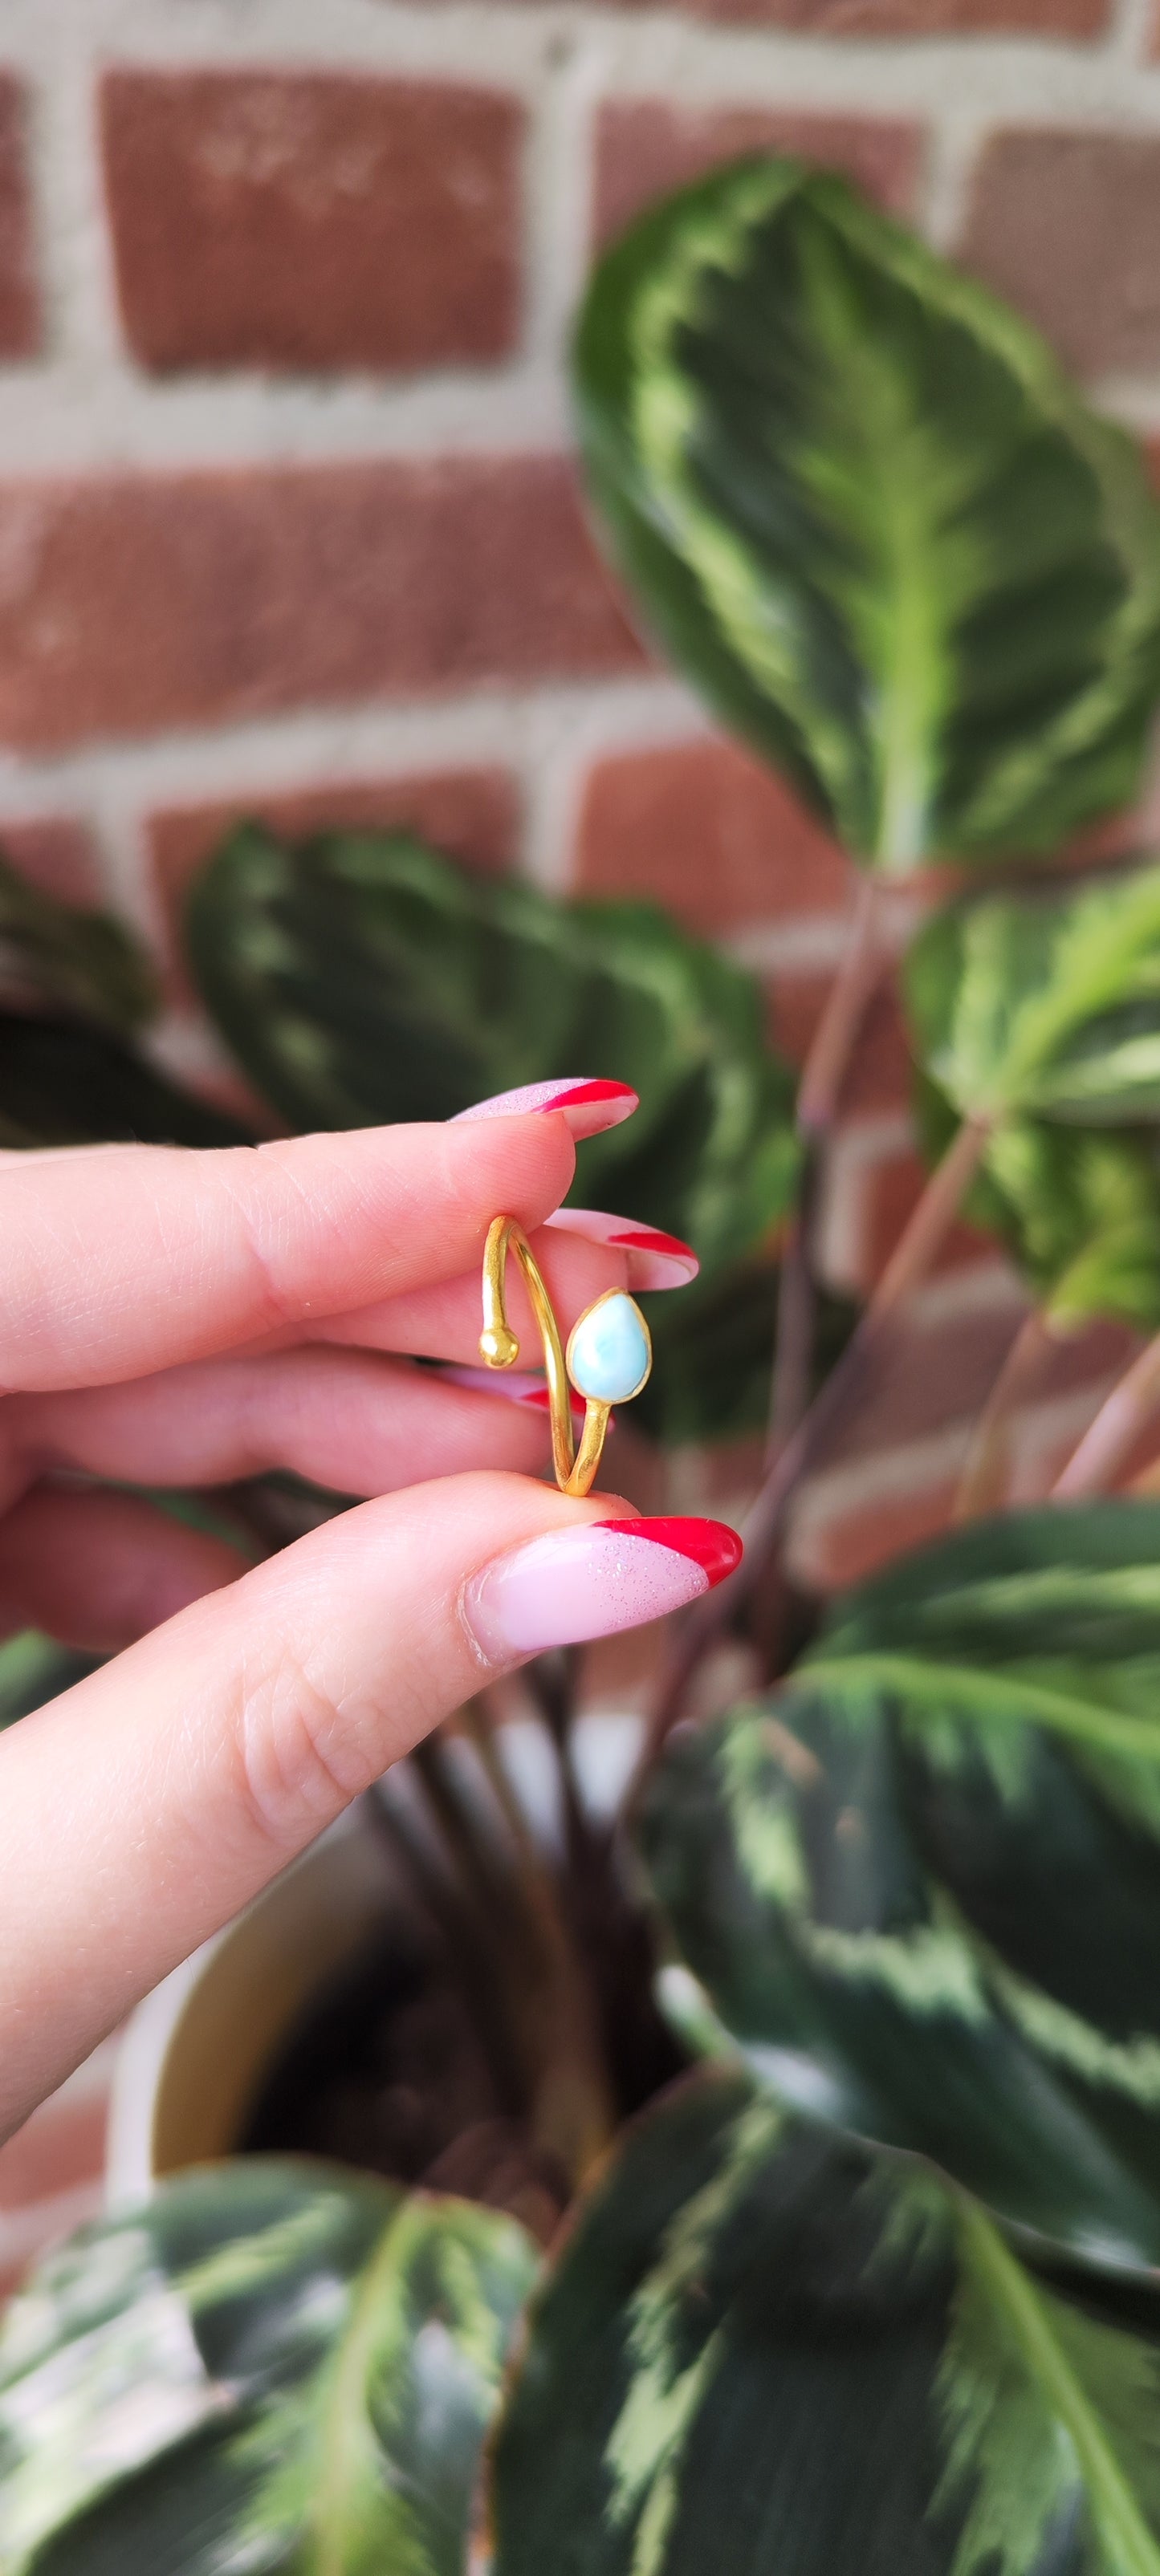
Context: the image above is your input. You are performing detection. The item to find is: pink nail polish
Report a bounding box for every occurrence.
[545,1208,699,1289]
[464,1515,742,1660]
[452,1078,638,1140]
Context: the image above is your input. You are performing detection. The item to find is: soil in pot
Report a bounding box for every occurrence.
[238,1853,684,2247]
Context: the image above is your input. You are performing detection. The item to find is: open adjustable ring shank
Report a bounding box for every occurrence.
[479,1215,652,1498]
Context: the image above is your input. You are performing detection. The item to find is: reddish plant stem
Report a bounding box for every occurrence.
[645,1111,992,1756]
[952,1306,1058,1523]
[767,875,887,1460]
[1052,1328,1160,1500]
[796,875,887,1141]
[870,1108,989,1313]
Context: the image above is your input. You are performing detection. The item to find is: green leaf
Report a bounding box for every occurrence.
[185,826,800,1439]
[576,157,1160,872]
[493,2068,1160,2576]
[0,1631,100,1732]
[0,850,157,1032]
[907,863,1160,1128]
[0,2157,538,2575]
[638,1500,1160,2272]
[0,1014,251,1150]
[906,863,1160,1334]
[915,1074,1160,1333]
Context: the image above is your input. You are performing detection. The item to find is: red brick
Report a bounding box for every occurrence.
[0,2094,107,2211]
[829,1294,1130,1465]
[0,817,101,904]
[0,75,38,358]
[512,0,1108,28]
[765,969,832,1072]
[573,738,852,936]
[595,102,922,246]
[793,1474,959,1592]
[857,1144,999,1295]
[0,459,643,754]
[767,969,914,1114]
[150,766,519,1000]
[101,69,523,377]
[960,132,1160,378]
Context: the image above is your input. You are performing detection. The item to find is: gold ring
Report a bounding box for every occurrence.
[479,1215,652,1497]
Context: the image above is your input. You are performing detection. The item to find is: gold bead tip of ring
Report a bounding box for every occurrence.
[479,1323,520,1367]
[478,1213,652,1497]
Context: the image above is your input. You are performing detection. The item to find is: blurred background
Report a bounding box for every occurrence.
[0,0,1158,2293]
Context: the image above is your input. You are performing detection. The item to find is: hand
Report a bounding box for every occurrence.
[0,1079,739,2139]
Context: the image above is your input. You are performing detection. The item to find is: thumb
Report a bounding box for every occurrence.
[0,1472,739,2137]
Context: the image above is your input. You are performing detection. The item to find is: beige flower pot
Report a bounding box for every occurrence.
[104,1809,397,2205]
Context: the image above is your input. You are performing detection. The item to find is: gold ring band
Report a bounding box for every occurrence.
[478,1214,651,1498]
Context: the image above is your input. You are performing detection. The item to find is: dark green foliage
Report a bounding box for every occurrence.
[493,2069,1160,2576]
[0,1014,250,1150]
[185,825,801,1438]
[0,849,157,1034]
[638,1501,1160,2271]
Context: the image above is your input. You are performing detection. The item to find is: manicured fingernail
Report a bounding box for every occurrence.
[434,1363,588,1426]
[464,1515,742,1660]
[452,1078,638,1139]
[545,1208,699,1290]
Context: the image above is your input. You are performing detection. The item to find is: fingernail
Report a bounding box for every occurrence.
[433,1363,588,1426]
[452,1078,638,1140]
[545,1208,699,1290]
[464,1516,742,1660]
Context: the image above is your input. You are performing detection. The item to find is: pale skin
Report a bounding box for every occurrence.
[0,1109,659,2142]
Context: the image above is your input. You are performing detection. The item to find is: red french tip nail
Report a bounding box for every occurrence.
[519,1385,592,1424]
[539,1079,637,1113]
[598,1518,743,1587]
[608,1225,697,1262]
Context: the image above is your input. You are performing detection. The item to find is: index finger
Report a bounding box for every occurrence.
[0,1114,581,1393]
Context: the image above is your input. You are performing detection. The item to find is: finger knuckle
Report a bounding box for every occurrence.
[234,1643,376,1851]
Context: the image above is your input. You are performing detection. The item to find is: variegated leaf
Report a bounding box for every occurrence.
[637,1501,1160,2271]
[0,845,157,1033]
[0,2159,538,2574]
[575,158,1160,871]
[915,1078,1160,1334]
[907,864,1160,1128]
[492,2069,1160,2576]
[185,824,800,1442]
[185,824,797,1285]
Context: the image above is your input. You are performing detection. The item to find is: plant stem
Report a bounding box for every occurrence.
[953,1306,1057,1522]
[870,1107,988,1316]
[413,1733,616,2180]
[1052,1327,1160,1500]
[364,1780,529,2119]
[645,1111,991,1753]
[767,874,886,1458]
[523,1648,601,1882]
[796,876,886,1143]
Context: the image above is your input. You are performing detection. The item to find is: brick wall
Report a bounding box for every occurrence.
[2,0,1159,2274]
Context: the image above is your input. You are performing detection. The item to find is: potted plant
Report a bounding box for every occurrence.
[6,157,1160,2570]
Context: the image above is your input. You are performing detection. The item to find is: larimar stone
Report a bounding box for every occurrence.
[568,1290,651,1404]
